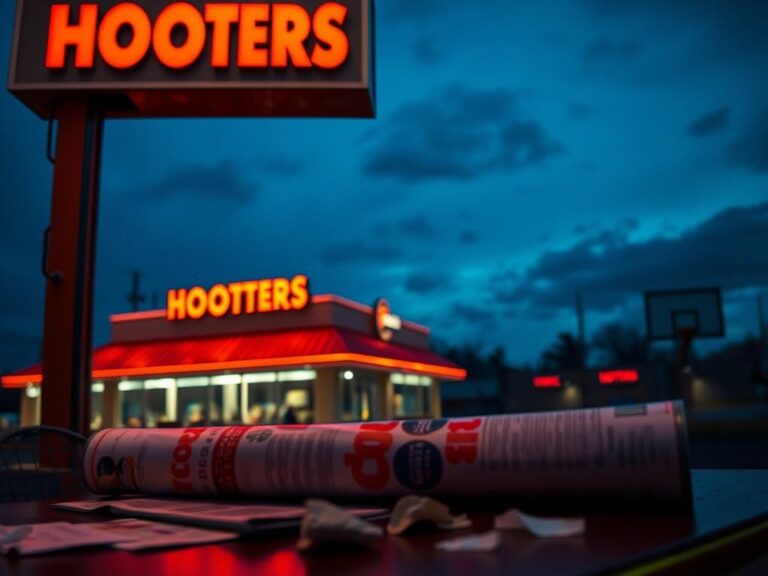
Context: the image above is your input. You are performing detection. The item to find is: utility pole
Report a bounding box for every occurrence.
[127,271,146,312]
[576,291,586,366]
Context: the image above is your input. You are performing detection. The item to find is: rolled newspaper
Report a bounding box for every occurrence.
[84,401,691,505]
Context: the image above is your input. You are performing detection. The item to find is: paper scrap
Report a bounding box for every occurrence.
[0,519,238,556]
[494,509,585,538]
[89,519,238,551]
[388,495,472,535]
[435,530,501,552]
[0,522,135,556]
[297,499,383,552]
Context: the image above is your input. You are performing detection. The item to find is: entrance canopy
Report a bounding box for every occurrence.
[2,326,465,387]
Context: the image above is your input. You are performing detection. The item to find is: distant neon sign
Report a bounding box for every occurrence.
[598,369,639,385]
[374,298,401,342]
[167,274,309,320]
[533,375,561,388]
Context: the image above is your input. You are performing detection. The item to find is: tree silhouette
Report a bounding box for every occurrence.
[540,332,586,371]
[591,322,649,367]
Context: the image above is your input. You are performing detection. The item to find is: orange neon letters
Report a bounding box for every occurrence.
[167,288,188,320]
[98,3,152,69]
[46,4,98,68]
[165,275,311,321]
[153,3,207,69]
[45,2,351,71]
[271,4,312,68]
[311,2,349,69]
[205,3,240,67]
[290,275,309,309]
[238,4,270,67]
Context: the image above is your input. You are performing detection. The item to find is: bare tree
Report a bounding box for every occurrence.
[540,332,586,371]
[591,322,649,367]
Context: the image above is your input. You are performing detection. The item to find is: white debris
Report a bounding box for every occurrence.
[388,495,471,536]
[297,499,383,552]
[494,509,585,538]
[435,531,501,552]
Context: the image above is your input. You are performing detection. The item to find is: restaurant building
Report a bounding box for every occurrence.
[1,275,466,430]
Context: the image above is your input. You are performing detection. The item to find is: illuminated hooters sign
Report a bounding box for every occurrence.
[167,274,309,320]
[9,0,374,118]
[373,298,401,342]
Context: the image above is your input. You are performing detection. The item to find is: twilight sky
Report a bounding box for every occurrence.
[1,0,767,374]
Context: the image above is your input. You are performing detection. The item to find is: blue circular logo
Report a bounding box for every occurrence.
[401,419,447,436]
[394,441,443,491]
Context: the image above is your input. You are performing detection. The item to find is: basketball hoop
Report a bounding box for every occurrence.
[675,326,698,345]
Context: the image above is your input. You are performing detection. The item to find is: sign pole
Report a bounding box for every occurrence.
[40,99,103,436]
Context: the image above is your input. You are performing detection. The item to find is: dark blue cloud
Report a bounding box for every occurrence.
[319,242,402,266]
[729,106,768,173]
[405,271,451,294]
[141,161,257,204]
[491,199,768,312]
[397,214,438,238]
[253,157,304,176]
[385,0,441,23]
[688,107,729,137]
[410,36,443,65]
[567,102,594,119]
[451,303,498,325]
[582,37,641,68]
[582,1,768,57]
[363,85,563,183]
[459,230,479,244]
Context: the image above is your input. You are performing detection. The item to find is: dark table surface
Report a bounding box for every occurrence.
[1,470,768,576]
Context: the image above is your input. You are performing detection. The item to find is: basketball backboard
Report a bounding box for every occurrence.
[645,288,725,341]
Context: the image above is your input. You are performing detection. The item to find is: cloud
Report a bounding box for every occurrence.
[253,157,304,176]
[582,37,641,67]
[319,242,402,266]
[397,214,438,238]
[410,36,443,65]
[582,0,768,56]
[405,271,451,294]
[451,303,498,325]
[729,106,768,173]
[142,161,257,204]
[362,85,563,183]
[459,230,479,244]
[567,102,594,119]
[490,199,768,313]
[384,0,440,23]
[688,107,730,138]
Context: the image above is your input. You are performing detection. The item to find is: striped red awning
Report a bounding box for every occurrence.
[1,327,465,387]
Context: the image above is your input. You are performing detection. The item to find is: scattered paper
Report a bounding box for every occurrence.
[54,498,386,534]
[494,509,585,538]
[0,522,134,556]
[88,519,238,551]
[387,495,471,535]
[435,530,501,552]
[0,519,238,556]
[297,499,383,552]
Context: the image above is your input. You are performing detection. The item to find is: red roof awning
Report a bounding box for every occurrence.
[2,327,465,387]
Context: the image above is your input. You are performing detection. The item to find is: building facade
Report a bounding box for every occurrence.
[2,278,465,430]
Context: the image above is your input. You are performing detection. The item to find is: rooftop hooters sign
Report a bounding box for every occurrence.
[167,274,309,320]
[8,0,375,118]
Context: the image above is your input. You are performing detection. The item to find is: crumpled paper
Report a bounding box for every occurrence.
[387,495,472,536]
[296,499,383,552]
[435,531,501,552]
[494,509,585,538]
